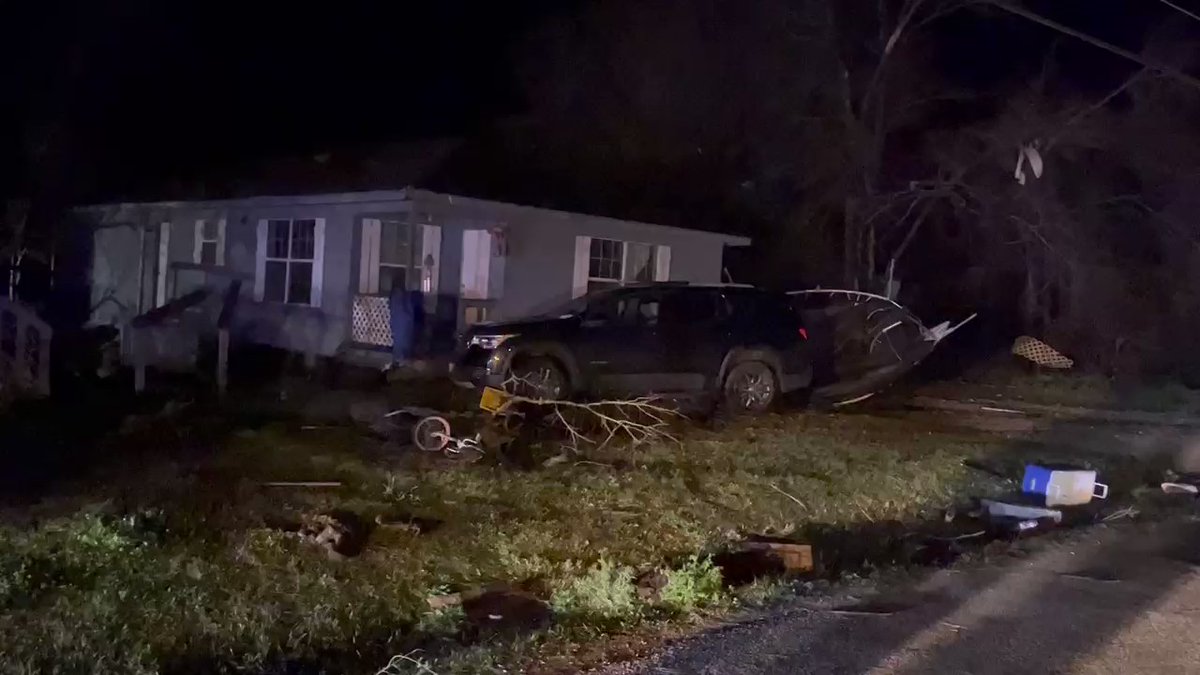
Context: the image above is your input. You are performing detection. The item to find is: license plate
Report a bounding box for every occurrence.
[479,386,509,413]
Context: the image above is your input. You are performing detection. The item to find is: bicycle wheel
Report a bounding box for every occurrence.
[412,416,452,452]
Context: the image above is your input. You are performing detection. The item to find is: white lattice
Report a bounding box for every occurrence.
[352,295,393,346]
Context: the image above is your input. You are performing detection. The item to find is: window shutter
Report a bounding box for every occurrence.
[460,230,491,299]
[310,217,326,308]
[254,219,267,301]
[216,218,227,266]
[193,220,205,264]
[421,224,441,295]
[573,236,591,298]
[156,222,171,307]
[654,245,671,281]
[359,218,381,293]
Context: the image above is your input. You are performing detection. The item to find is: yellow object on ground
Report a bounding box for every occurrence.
[479,386,510,412]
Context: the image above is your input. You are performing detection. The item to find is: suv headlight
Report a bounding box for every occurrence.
[469,334,516,350]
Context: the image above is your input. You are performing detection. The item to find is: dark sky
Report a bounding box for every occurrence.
[1,1,571,199]
[0,0,1190,204]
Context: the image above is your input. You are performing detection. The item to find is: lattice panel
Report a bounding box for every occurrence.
[352,295,393,346]
[1012,335,1074,369]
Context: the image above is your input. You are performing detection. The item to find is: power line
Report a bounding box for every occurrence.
[1154,0,1200,25]
[989,1,1200,91]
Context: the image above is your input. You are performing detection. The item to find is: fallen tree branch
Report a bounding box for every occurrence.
[499,376,683,452]
[769,483,809,511]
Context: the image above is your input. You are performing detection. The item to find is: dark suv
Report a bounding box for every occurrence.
[452,283,812,413]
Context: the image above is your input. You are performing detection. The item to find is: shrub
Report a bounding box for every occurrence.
[660,556,723,613]
[550,559,637,622]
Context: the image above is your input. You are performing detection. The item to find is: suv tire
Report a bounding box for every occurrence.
[723,361,777,414]
[511,356,570,401]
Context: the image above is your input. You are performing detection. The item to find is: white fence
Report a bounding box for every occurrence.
[0,297,52,397]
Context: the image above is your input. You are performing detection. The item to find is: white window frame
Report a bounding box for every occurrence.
[254,217,325,307]
[572,236,671,297]
[192,218,226,266]
[378,218,415,292]
[359,217,441,295]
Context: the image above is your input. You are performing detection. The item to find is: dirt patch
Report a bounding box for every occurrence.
[463,589,553,637]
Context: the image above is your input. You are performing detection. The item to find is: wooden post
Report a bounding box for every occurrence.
[217,328,229,397]
[216,279,241,400]
[132,326,146,393]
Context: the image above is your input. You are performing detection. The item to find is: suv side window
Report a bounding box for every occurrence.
[612,290,661,328]
[659,290,718,327]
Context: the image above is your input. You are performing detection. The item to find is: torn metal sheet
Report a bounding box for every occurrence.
[788,289,975,406]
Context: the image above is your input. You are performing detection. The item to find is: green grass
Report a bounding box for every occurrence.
[924,367,1200,414]
[0,406,1145,674]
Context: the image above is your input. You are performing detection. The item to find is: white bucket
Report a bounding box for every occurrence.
[1042,470,1108,506]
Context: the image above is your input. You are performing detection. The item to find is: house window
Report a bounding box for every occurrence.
[263,218,317,305]
[586,238,660,292]
[193,219,225,266]
[359,217,440,296]
[379,219,417,294]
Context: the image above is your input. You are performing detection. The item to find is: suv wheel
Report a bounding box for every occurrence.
[723,361,777,414]
[511,356,569,401]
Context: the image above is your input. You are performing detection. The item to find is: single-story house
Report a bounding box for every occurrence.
[76,188,749,364]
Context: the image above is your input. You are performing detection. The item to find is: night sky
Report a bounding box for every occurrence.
[1,0,1192,206]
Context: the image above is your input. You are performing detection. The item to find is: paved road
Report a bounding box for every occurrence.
[602,518,1200,674]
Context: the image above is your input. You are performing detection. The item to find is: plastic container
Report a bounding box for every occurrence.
[1022,465,1108,506]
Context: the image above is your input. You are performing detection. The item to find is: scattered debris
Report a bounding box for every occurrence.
[1162,482,1200,495]
[426,592,464,611]
[742,541,815,573]
[634,570,670,602]
[374,511,442,534]
[1012,335,1074,369]
[1101,506,1139,522]
[1022,464,1108,506]
[980,405,1023,415]
[979,497,1063,524]
[769,483,808,511]
[789,289,974,406]
[714,538,814,587]
[299,510,370,558]
[928,530,986,542]
[261,481,342,488]
[1060,569,1122,584]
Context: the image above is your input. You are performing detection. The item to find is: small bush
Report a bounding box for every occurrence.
[660,556,723,613]
[550,559,637,622]
[0,513,148,609]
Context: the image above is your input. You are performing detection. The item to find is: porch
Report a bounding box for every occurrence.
[0,297,52,397]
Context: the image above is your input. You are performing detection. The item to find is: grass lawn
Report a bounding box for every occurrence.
[0,398,1154,674]
[915,366,1200,415]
